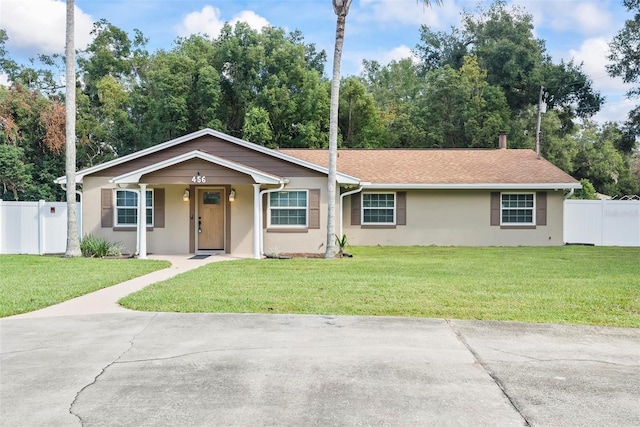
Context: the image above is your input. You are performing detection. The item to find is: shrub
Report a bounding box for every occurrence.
[80,234,123,257]
[572,178,598,200]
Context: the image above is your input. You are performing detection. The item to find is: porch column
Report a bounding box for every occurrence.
[253,184,261,259]
[138,183,147,259]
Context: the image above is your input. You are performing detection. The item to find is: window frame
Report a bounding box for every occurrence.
[500,192,535,226]
[268,190,309,229]
[114,189,154,227]
[361,192,396,226]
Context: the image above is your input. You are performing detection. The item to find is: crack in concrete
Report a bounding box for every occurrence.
[68,313,158,426]
[109,343,406,365]
[484,346,637,367]
[1,346,58,356]
[445,319,531,427]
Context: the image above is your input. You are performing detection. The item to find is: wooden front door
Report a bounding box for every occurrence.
[197,189,224,250]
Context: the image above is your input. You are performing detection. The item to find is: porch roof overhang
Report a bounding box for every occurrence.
[108,150,284,185]
[335,173,361,185]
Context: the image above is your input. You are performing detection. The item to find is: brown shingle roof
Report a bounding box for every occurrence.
[277,148,579,186]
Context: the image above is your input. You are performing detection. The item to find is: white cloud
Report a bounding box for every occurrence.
[547,2,612,35]
[592,98,636,125]
[176,5,224,38]
[382,45,418,64]
[230,11,270,31]
[568,38,631,94]
[566,37,636,124]
[350,45,417,75]
[566,3,612,35]
[0,72,9,87]
[357,0,460,29]
[514,0,612,37]
[175,6,269,38]
[1,0,94,55]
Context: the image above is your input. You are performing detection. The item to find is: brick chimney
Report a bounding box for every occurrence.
[498,131,507,149]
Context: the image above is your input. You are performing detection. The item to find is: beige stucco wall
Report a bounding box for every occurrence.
[83,177,192,254]
[83,176,566,257]
[83,177,136,254]
[82,176,329,256]
[228,185,256,257]
[156,185,191,253]
[262,177,329,255]
[342,189,566,246]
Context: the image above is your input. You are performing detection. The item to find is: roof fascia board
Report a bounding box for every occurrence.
[109,150,283,184]
[336,174,361,185]
[363,183,582,190]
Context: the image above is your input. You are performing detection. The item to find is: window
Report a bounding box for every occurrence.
[115,189,153,226]
[362,193,395,224]
[501,193,534,225]
[269,191,308,227]
[203,191,220,205]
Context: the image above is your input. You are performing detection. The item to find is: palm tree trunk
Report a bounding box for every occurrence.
[324,0,437,258]
[65,0,81,257]
[326,0,352,258]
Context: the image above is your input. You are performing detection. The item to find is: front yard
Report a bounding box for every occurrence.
[0,256,169,317]
[120,246,640,327]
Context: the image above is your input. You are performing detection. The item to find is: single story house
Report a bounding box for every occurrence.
[55,129,581,258]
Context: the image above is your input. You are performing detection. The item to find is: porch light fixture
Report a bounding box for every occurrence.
[182,189,190,202]
[229,188,236,202]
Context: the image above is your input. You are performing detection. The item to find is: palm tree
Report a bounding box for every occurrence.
[325,0,441,257]
[65,0,81,257]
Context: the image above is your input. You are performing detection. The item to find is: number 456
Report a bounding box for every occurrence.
[191,175,206,183]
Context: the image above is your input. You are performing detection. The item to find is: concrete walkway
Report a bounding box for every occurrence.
[8,254,240,319]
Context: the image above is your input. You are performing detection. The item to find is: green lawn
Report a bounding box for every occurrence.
[0,256,170,317]
[120,246,640,327]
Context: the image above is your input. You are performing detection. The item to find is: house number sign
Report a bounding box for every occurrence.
[191,175,206,183]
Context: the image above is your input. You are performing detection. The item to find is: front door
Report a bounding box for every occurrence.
[197,189,224,250]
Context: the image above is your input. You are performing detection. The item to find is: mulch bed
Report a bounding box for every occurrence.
[265,252,352,259]
[265,253,325,259]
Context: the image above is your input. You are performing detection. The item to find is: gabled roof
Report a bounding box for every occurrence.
[278,148,581,190]
[110,150,283,184]
[55,128,360,185]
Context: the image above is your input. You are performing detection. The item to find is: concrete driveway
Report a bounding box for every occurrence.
[1,313,638,426]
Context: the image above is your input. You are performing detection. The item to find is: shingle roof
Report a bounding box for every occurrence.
[277,148,579,186]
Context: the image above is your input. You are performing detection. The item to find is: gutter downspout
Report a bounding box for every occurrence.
[338,184,365,238]
[258,180,287,258]
[562,187,576,246]
[252,184,261,259]
[564,188,575,199]
[137,184,148,259]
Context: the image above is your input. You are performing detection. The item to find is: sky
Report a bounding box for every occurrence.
[0,0,636,125]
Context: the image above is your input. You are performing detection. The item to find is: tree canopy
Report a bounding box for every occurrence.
[1,0,638,201]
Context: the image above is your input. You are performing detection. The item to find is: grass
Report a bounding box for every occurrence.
[0,255,170,317]
[120,246,640,327]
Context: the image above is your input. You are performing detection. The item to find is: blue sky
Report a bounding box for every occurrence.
[0,0,635,124]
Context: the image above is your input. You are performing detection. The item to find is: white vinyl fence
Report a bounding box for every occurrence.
[564,199,640,246]
[0,200,82,254]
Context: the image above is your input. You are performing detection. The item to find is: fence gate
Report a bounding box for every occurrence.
[564,200,640,246]
[0,200,82,254]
